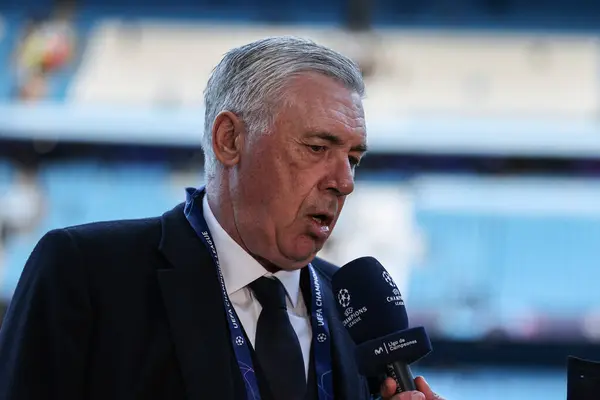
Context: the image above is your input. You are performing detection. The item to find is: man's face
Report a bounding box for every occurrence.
[231,72,367,270]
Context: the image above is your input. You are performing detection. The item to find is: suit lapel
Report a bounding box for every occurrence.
[157,203,236,400]
[305,267,369,400]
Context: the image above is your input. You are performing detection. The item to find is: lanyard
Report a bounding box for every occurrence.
[184,187,334,400]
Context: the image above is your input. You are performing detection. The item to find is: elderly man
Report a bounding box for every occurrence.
[0,37,442,400]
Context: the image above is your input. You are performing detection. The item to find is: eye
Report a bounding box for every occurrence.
[308,145,327,153]
[349,156,361,167]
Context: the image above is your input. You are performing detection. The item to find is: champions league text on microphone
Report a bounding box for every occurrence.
[332,257,432,394]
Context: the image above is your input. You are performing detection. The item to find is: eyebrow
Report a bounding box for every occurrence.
[309,132,368,153]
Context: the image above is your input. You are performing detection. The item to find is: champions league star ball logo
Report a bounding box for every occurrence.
[337,288,351,308]
[235,336,245,346]
[317,333,327,343]
[382,271,396,288]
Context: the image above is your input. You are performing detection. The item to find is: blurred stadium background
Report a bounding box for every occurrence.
[1,0,600,398]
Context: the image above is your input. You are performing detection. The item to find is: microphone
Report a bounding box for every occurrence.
[331,257,432,394]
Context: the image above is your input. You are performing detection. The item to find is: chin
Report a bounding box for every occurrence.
[285,247,320,267]
[273,235,322,269]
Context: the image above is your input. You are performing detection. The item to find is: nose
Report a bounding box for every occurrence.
[321,157,355,197]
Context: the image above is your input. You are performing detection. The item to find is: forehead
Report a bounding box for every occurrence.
[276,73,367,142]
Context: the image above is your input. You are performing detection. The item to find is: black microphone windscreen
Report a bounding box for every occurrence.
[332,256,408,344]
[332,256,432,377]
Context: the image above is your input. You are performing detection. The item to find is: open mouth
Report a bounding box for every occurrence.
[310,213,333,227]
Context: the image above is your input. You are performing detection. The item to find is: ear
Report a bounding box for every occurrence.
[211,111,244,169]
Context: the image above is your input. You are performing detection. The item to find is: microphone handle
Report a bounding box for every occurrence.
[385,362,417,393]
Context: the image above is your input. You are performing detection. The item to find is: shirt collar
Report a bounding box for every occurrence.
[202,194,301,308]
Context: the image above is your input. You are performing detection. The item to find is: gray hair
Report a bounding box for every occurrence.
[201,36,365,180]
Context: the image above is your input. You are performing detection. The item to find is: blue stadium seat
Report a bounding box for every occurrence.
[499,216,600,315]
[405,175,600,339]
[76,0,348,24]
[0,0,53,15]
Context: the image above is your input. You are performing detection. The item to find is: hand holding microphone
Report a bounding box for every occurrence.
[380,376,444,400]
[332,257,446,400]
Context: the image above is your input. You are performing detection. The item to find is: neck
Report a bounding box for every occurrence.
[205,179,238,245]
[206,179,281,273]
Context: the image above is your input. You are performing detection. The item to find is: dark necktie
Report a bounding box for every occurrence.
[250,276,307,400]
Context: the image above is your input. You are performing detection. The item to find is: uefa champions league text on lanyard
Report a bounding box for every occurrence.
[184,187,335,400]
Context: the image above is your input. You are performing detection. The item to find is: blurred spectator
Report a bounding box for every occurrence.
[0,166,46,303]
[0,167,45,236]
[13,11,76,101]
[0,165,46,323]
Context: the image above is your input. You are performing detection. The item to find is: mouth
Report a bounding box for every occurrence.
[309,213,334,228]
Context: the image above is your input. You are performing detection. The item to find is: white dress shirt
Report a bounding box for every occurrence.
[202,196,312,379]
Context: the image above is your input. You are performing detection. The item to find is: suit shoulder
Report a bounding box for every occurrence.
[311,257,340,281]
[21,215,169,290]
[21,216,163,281]
[42,216,166,271]
[62,215,162,244]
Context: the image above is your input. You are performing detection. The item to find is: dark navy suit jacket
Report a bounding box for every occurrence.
[0,203,371,400]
